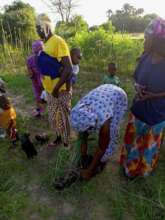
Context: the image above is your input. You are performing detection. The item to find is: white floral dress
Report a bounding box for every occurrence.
[71,84,128,162]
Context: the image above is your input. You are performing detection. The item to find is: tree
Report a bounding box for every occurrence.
[107,3,157,33]
[0,1,37,45]
[89,25,99,32]
[123,3,136,16]
[135,8,144,16]
[56,15,88,39]
[106,9,113,21]
[100,21,115,33]
[43,0,79,23]
[4,1,31,12]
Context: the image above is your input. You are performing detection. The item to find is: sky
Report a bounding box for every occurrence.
[0,0,164,26]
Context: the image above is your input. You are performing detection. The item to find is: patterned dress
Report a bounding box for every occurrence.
[47,91,72,145]
[120,113,165,177]
[71,84,128,162]
[120,53,165,177]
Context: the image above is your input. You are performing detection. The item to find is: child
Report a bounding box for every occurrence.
[102,63,120,87]
[0,95,17,144]
[26,40,45,117]
[70,48,82,85]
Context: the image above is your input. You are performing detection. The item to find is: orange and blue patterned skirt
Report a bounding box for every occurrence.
[120,113,165,177]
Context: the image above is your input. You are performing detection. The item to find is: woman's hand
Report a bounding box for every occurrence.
[134,83,148,100]
[138,90,165,101]
[52,88,59,98]
[27,67,34,78]
[139,90,156,100]
[81,119,110,181]
[80,168,93,180]
[52,56,72,95]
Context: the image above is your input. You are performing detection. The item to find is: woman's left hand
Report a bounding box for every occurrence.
[80,169,93,181]
[52,88,59,98]
[139,90,157,101]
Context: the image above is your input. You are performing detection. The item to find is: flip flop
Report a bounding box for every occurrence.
[48,142,60,148]
[48,136,62,148]
[32,109,41,117]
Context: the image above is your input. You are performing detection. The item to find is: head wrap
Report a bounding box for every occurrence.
[145,17,165,39]
[70,105,98,132]
[36,14,54,38]
[32,40,43,54]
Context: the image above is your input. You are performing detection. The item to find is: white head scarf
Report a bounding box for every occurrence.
[36,14,54,38]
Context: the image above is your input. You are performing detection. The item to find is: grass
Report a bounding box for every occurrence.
[0,66,165,220]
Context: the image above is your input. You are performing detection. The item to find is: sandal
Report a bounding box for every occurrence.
[48,136,62,148]
[53,170,80,190]
[32,109,41,117]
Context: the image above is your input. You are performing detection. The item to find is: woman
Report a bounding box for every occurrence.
[36,14,72,147]
[120,18,165,177]
[71,84,127,180]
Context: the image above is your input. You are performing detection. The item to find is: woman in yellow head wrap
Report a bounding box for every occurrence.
[36,14,72,147]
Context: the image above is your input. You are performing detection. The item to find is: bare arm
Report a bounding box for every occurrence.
[152,92,165,98]
[79,131,89,159]
[7,119,15,138]
[52,56,72,97]
[81,119,110,180]
[139,90,165,101]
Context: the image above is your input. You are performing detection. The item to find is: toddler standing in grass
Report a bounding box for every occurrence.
[0,80,17,144]
[102,63,120,87]
[70,48,82,85]
[0,93,17,146]
[26,40,45,117]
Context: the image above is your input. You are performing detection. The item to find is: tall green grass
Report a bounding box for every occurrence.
[69,29,143,73]
[0,22,31,74]
[0,25,143,75]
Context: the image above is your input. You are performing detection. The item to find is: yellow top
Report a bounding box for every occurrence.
[42,35,70,93]
[0,107,16,129]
